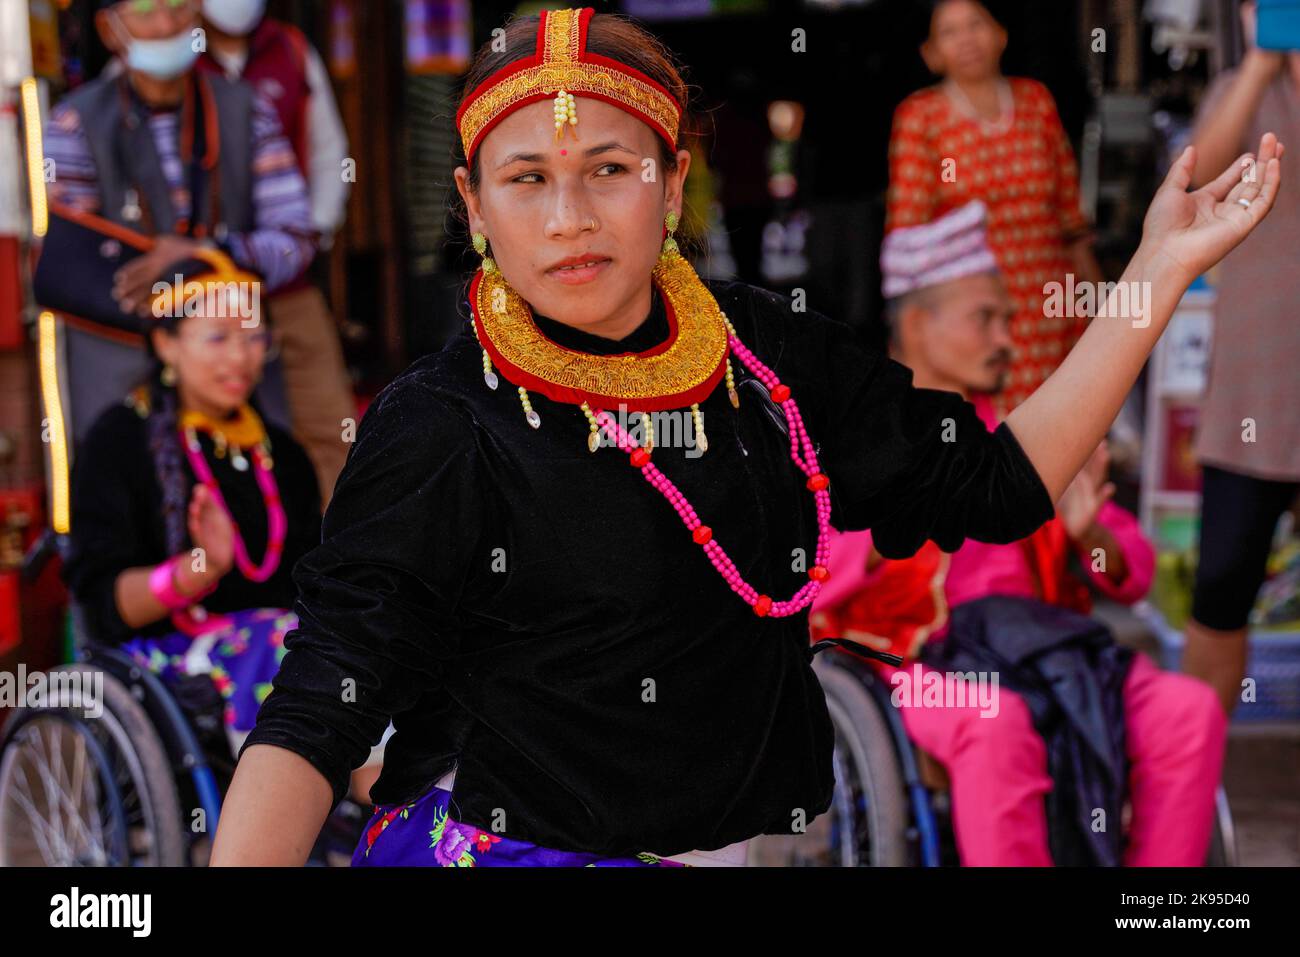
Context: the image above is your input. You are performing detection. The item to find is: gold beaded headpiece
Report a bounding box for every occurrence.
[455,7,683,166]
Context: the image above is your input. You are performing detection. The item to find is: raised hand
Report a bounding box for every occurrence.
[1056,442,1115,541]
[187,483,235,579]
[1140,132,1283,288]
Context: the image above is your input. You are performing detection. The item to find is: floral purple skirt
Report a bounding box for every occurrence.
[121,607,296,732]
[352,785,687,867]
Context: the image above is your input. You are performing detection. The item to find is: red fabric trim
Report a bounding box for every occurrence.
[635,284,678,358]
[463,90,552,162]
[536,9,553,58]
[456,56,540,129]
[582,51,681,120]
[457,7,680,164]
[558,87,676,150]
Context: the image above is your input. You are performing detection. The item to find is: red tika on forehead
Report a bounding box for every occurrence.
[455,7,683,165]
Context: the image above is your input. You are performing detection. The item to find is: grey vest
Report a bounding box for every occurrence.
[62,71,254,237]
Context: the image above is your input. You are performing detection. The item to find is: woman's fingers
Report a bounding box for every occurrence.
[1225,155,1283,230]
[1204,150,1259,204]
[1221,133,1279,208]
[1161,144,1196,193]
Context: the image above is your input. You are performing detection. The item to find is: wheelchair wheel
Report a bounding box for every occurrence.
[747,655,909,866]
[0,664,187,866]
[0,710,129,865]
[1205,785,1237,867]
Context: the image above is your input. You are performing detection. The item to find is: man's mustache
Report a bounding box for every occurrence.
[985,349,1013,368]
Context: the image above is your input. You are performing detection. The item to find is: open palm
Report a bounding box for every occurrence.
[188,483,235,577]
[1141,133,1283,286]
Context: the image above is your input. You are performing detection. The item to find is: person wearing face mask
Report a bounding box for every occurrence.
[189,0,357,514]
[41,1,337,502]
[197,0,350,245]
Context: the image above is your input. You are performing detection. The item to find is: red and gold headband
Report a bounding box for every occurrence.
[456,7,683,165]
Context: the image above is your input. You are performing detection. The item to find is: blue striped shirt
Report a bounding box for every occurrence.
[44,86,316,291]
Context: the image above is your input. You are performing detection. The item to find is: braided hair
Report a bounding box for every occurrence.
[141,322,192,558]
[146,373,189,557]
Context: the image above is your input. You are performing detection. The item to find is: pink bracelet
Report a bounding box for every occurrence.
[148,555,216,611]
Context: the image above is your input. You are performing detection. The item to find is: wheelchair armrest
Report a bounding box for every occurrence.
[20,528,66,584]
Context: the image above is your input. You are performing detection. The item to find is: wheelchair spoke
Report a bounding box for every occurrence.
[17,720,114,866]
[829,742,858,867]
[65,732,103,861]
[9,761,61,865]
[71,735,109,865]
[29,724,71,859]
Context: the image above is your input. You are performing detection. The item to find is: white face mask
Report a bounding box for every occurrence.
[202,0,267,36]
[110,13,200,81]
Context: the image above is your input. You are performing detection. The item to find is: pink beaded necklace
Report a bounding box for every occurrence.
[182,428,287,583]
[591,330,832,619]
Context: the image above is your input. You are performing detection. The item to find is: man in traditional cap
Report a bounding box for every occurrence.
[811,201,1227,866]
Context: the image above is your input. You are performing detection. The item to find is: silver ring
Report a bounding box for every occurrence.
[1237,198,1252,208]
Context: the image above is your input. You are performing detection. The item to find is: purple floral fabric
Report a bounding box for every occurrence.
[121,607,295,732]
[353,785,688,867]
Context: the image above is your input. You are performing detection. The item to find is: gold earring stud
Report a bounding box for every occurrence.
[161,364,177,387]
[472,231,497,275]
[661,210,680,259]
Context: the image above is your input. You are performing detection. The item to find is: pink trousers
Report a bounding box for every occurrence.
[894,652,1227,866]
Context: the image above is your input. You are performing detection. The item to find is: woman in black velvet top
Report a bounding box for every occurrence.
[62,269,321,749]
[212,9,1282,866]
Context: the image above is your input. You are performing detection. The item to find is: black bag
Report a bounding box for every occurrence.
[33,205,223,337]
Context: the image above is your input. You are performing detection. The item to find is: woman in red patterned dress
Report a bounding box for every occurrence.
[886,0,1104,412]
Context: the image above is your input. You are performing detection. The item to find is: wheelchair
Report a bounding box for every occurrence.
[748,632,1238,867]
[0,313,368,866]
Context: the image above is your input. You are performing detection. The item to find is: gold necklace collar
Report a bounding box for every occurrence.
[470,247,729,412]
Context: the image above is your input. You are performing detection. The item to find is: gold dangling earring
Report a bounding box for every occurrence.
[471,231,498,275]
[660,210,679,260]
[161,364,177,387]
[470,231,501,391]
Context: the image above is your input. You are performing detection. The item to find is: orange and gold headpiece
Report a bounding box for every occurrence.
[455,7,683,166]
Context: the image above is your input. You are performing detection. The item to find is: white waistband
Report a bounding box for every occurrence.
[432,767,748,866]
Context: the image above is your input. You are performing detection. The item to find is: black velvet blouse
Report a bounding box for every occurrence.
[62,399,322,645]
[242,278,1056,857]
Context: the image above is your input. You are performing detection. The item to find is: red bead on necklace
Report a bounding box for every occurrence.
[593,331,832,618]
